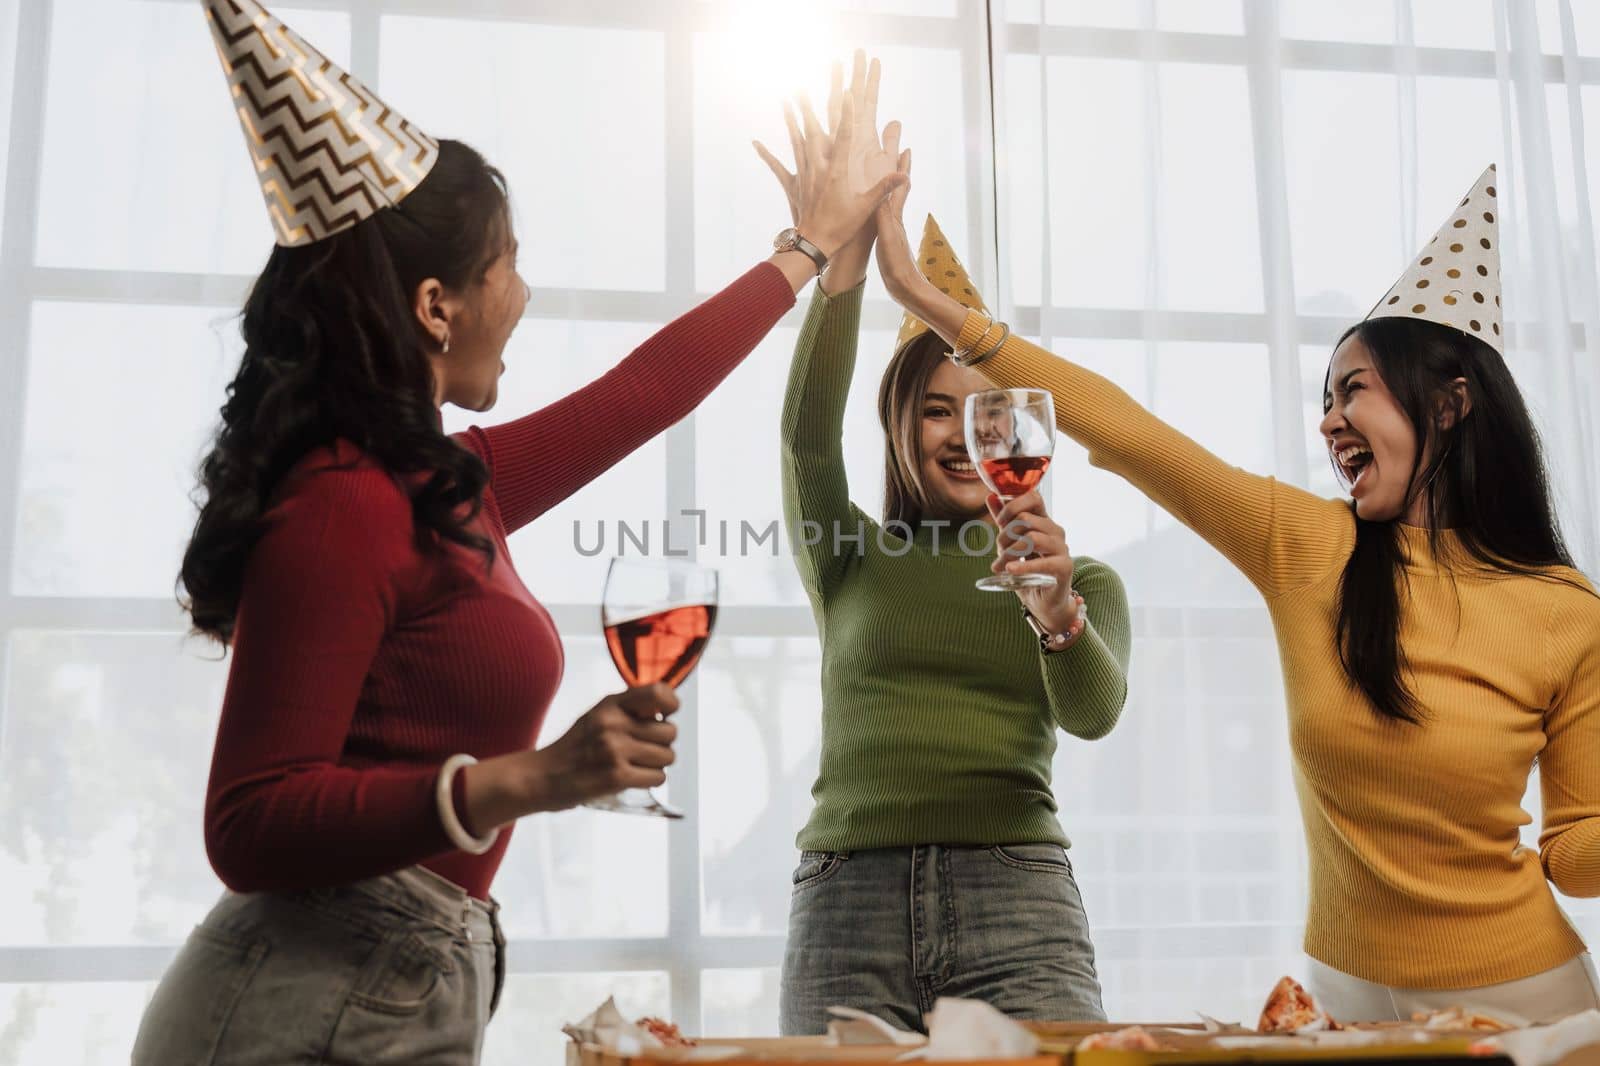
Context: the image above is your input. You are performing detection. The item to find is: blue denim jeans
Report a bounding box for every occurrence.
[780,844,1105,1035]
[132,865,505,1065]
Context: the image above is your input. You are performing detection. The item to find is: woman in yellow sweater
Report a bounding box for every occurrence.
[872,157,1600,1023]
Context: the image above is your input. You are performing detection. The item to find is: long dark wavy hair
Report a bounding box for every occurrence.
[877,331,950,528]
[1328,316,1582,723]
[180,140,510,644]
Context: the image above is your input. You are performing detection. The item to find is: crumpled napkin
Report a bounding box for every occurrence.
[563,997,662,1059]
[827,1006,927,1047]
[561,997,741,1064]
[1470,1010,1600,1066]
[920,998,1041,1060]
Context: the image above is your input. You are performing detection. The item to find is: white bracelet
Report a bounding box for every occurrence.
[436,754,499,855]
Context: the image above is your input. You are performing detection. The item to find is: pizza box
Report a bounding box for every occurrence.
[572,1036,1060,1066]
[1018,1022,1514,1066]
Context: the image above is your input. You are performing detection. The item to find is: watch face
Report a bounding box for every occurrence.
[773,226,799,252]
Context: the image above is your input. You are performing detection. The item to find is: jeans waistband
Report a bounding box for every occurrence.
[300,864,500,945]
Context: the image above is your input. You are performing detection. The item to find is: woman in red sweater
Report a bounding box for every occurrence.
[132,3,902,1061]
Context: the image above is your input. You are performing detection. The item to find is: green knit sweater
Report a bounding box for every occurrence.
[783,283,1133,852]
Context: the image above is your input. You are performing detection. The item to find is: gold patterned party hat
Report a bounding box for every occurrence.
[202,0,440,246]
[1366,165,1503,354]
[896,215,989,350]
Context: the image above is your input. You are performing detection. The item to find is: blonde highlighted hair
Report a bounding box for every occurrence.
[875,331,951,528]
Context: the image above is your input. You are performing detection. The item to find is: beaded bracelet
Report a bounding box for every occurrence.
[1021,592,1089,655]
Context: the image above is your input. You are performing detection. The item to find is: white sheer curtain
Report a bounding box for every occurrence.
[991,0,1600,1023]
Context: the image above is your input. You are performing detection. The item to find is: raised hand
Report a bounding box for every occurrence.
[873,143,919,295]
[752,52,906,261]
[873,145,969,345]
[832,51,896,207]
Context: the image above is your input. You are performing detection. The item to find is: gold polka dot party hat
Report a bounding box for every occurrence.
[897,215,989,351]
[1365,165,1503,354]
[202,0,439,247]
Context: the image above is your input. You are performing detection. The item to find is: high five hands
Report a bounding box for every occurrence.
[754,50,909,293]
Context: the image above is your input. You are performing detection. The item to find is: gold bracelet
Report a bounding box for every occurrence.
[951,309,995,364]
[959,322,1010,368]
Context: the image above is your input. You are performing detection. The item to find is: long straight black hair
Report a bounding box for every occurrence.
[1328,316,1580,722]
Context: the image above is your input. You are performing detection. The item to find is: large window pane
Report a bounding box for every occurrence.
[1540,84,1600,291]
[490,639,669,940]
[0,632,225,946]
[1416,76,1504,250]
[444,319,671,606]
[1006,56,1145,309]
[1569,1,1600,56]
[0,982,153,1066]
[1006,58,1261,312]
[1153,64,1262,312]
[1411,0,1495,50]
[698,636,823,936]
[382,17,666,292]
[1006,0,1243,33]
[483,972,668,1066]
[1280,0,1394,44]
[1283,72,1402,316]
[35,1,348,273]
[14,302,240,598]
[702,967,781,1036]
[693,327,808,608]
[1056,627,1295,826]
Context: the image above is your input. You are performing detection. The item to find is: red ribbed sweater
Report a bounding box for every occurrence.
[204,262,795,899]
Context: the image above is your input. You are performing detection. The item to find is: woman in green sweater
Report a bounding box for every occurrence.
[755,60,1132,1034]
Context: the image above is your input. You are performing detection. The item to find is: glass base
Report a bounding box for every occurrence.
[584,787,684,819]
[976,572,1059,592]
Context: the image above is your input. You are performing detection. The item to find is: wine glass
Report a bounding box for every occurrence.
[965,388,1057,592]
[586,557,719,819]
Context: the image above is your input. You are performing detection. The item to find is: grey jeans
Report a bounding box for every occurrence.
[780,844,1105,1035]
[132,865,506,1065]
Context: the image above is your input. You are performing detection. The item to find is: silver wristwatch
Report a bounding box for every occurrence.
[773,227,829,274]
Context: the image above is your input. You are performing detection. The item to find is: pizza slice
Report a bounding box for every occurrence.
[637,1017,698,1047]
[1257,976,1341,1033]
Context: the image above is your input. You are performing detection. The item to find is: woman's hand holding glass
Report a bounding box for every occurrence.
[990,489,1082,634]
[458,683,680,835]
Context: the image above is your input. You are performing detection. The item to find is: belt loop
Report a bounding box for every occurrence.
[489,906,508,1016]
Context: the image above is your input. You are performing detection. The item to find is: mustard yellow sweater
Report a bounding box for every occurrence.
[965,313,1600,989]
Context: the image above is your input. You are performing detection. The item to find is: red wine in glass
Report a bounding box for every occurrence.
[980,455,1052,498]
[965,388,1058,592]
[604,603,717,689]
[588,557,719,819]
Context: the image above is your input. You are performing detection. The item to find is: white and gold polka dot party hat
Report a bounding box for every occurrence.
[1365,165,1503,353]
[202,0,439,247]
[897,215,989,351]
